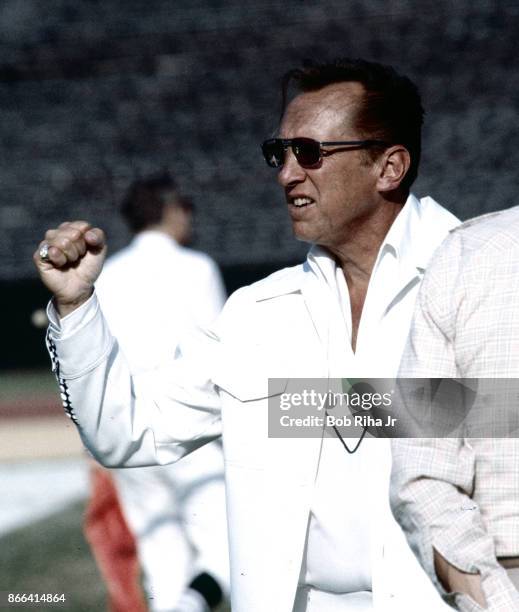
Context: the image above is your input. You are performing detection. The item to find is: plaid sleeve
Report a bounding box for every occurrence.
[391,439,519,610]
[392,231,519,610]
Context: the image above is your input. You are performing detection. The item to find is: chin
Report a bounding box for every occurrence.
[292,231,316,245]
[291,223,317,244]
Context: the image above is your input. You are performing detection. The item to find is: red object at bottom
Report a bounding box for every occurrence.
[84,464,148,612]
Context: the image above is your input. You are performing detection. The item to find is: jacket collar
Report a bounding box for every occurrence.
[367,193,458,277]
[253,263,309,301]
[253,193,458,303]
[392,193,459,272]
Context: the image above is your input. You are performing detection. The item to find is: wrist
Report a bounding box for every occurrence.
[55,289,94,318]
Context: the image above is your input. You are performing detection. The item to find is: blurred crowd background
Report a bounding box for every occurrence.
[3,0,519,369]
[1,0,518,609]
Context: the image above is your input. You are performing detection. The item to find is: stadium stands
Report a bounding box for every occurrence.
[1,0,517,365]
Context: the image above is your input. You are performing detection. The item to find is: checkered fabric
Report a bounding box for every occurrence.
[391,206,519,611]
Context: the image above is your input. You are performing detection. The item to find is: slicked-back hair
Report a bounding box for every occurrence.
[121,171,192,234]
[281,58,424,192]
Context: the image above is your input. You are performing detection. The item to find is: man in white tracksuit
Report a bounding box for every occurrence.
[90,171,229,612]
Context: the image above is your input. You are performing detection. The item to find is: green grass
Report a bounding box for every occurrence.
[0,369,58,402]
[0,502,231,612]
[0,502,106,611]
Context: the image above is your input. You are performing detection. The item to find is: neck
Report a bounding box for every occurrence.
[326,197,404,284]
[143,223,178,242]
[323,195,405,352]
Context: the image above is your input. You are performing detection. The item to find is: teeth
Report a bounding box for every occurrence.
[292,197,313,207]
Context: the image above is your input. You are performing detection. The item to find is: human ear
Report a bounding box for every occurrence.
[376,146,411,193]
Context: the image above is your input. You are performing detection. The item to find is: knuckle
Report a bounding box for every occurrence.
[94,228,106,244]
[53,248,66,262]
[69,228,82,242]
[58,236,71,250]
[71,220,91,230]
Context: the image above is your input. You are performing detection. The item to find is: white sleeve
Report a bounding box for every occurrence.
[46,292,223,468]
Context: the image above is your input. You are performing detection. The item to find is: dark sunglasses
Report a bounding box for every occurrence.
[261,137,389,169]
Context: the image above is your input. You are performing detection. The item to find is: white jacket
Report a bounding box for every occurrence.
[46,194,458,612]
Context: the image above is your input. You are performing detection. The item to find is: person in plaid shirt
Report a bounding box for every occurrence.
[391,206,519,612]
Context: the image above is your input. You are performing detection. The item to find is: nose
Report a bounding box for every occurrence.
[277,148,306,188]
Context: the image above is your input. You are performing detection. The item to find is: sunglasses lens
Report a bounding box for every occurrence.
[262,140,285,168]
[292,138,320,168]
[262,138,321,168]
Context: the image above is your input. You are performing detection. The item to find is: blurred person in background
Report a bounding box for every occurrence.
[84,171,229,612]
[35,58,458,611]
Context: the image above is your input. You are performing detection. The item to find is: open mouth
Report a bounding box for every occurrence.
[289,196,315,208]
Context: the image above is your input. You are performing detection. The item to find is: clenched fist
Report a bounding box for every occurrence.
[33,221,107,317]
